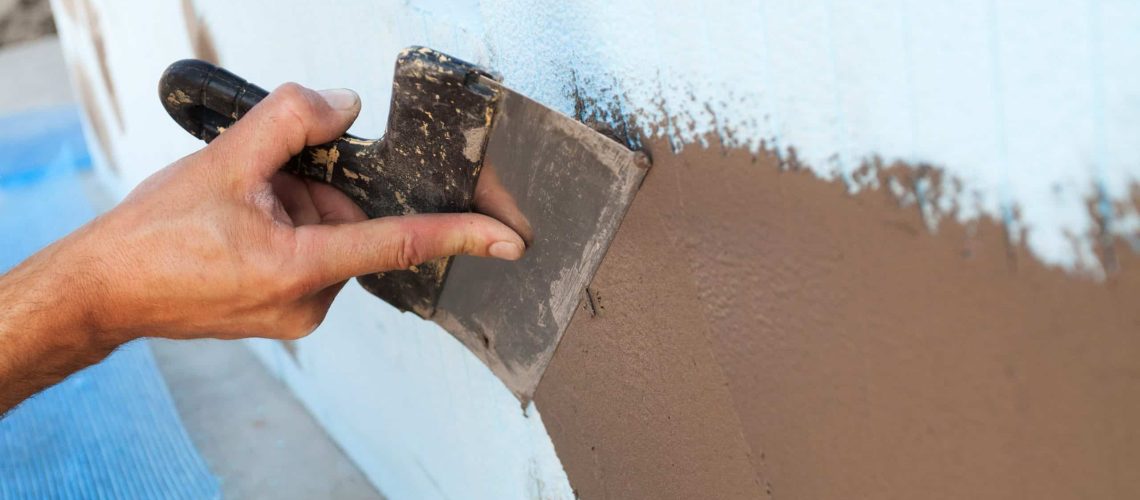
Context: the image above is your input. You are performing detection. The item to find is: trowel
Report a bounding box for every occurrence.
[159,47,647,404]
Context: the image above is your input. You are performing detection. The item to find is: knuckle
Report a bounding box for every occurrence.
[460,230,481,256]
[394,230,423,269]
[272,83,314,126]
[274,82,308,104]
[272,239,322,298]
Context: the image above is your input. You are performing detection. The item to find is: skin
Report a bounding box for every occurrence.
[0,83,525,414]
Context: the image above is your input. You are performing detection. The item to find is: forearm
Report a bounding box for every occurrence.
[0,82,524,414]
[0,239,119,414]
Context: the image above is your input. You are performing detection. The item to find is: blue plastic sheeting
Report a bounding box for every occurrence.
[0,343,221,500]
[0,107,220,499]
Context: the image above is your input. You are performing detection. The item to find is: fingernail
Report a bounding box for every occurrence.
[489,241,523,261]
[318,88,360,112]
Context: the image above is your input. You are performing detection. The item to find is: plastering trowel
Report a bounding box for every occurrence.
[159,47,648,404]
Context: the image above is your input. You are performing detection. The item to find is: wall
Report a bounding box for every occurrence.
[53,0,1140,498]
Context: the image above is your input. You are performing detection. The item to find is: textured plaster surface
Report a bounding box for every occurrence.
[532,160,771,499]
[690,150,1139,499]
[537,136,1140,498]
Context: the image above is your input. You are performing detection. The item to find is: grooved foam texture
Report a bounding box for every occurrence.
[0,106,219,500]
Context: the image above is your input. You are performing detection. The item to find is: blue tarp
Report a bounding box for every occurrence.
[0,106,219,499]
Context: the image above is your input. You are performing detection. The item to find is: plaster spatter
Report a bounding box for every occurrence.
[447,0,1140,275]
[567,81,1140,279]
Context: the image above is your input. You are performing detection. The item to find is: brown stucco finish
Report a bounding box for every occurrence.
[533,153,771,499]
[534,137,1140,499]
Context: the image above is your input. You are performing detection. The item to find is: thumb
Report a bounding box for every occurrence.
[294,213,526,286]
[208,83,360,180]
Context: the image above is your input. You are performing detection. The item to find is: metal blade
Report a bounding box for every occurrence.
[432,77,648,404]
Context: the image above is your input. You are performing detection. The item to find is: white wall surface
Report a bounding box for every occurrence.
[52,1,573,498]
[141,0,1139,274]
[54,0,1140,497]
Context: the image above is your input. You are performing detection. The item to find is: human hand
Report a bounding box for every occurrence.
[45,82,525,345]
[473,161,533,246]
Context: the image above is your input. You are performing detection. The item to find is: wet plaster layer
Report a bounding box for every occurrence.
[533,157,771,499]
[535,137,1140,499]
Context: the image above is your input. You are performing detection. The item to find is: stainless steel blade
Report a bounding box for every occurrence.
[432,77,648,404]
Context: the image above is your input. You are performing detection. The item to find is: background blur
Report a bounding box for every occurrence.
[0,0,54,47]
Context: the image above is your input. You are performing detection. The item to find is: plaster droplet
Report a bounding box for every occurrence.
[463,126,487,163]
[309,145,340,183]
[167,89,193,107]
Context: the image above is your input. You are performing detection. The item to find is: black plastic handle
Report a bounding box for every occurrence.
[158,48,502,316]
[159,58,269,143]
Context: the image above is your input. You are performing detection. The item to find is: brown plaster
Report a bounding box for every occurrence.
[181,0,218,64]
[534,141,772,499]
[535,136,1140,499]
